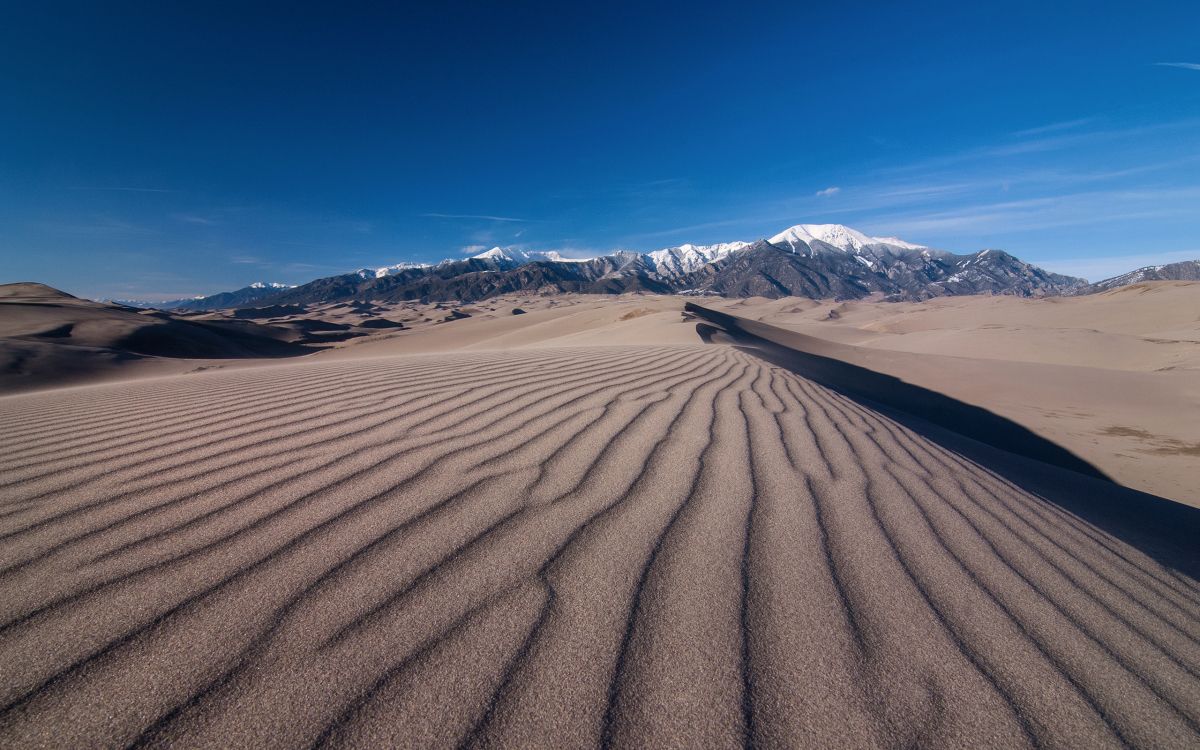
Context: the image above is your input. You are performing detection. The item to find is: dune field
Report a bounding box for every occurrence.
[1,297,1199,748]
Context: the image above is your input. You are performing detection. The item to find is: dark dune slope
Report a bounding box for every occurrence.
[0,283,308,393]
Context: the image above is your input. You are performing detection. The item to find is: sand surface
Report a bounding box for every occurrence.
[0,283,312,393]
[1,299,1199,747]
[708,282,1200,505]
[10,281,1191,503]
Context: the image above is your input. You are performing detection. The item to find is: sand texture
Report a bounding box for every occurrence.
[1,337,1199,748]
[709,282,1200,505]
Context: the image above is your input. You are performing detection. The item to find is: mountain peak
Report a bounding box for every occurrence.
[769,223,875,251]
[372,261,431,278]
[470,247,595,264]
[768,223,928,253]
[472,246,514,260]
[647,240,751,275]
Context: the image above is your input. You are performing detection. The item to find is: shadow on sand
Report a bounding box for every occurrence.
[687,302,1200,581]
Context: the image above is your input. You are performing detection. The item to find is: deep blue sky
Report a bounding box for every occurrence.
[2,1,1198,299]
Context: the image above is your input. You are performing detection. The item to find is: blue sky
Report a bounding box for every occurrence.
[2,1,1198,299]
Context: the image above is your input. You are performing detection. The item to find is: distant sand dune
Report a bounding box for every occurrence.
[1,345,1198,748]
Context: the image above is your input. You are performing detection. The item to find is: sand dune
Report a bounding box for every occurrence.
[709,281,1200,372]
[709,283,1200,505]
[1,337,1198,748]
[0,283,313,394]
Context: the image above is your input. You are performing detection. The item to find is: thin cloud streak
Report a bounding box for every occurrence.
[866,187,1200,236]
[874,118,1200,178]
[421,212,528,222]
[68,186,179,193]
[172,213,215,225]
[1011,118,1098,138]
[1156,62,1200,71]
[37,216,161,236]
[628,216,779,241]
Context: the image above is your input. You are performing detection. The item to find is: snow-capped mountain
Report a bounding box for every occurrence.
[648,242,752,276]
[470,247,593,264]
[461,224,935,279]
[768,223,910,253]
[363,262,432,279]
[251,223,1086,305]
[147,223,1098,309]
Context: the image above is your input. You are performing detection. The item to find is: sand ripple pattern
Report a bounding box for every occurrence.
[0,346,1198,749]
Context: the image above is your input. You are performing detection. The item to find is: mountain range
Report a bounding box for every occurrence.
[135,223,1193,310]
[1069,259,1200,294]
[110,282,295,310]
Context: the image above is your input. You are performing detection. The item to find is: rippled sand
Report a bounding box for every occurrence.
[1,340,1198,748]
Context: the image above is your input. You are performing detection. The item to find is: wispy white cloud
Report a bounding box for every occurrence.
[1156,62,1200,71]
[815,186,841,197]
[460,244,489,255]
[543,246,603,260]
[875,119,1200,179]
[172,213,215,225]
[38,216,159,236]
[864,187,1200,237]
[1011,118,1097,138]
[421,212,527,223]
[68,186,178,193]
[877,181,985,198]
[629,216,768,241]
[838,154,1200,220]
[468,229,496,244]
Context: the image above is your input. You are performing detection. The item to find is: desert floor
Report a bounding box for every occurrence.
[0,292,1198,748]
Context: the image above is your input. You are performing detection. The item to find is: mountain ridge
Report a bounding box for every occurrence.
[115,222,1196,310]
[1070,259,1200,295]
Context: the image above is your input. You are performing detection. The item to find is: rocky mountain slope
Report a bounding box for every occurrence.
[1070,259,1200,294]
[165,223,1087,308]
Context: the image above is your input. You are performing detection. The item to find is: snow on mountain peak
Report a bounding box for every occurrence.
[534,250,594,263]
[470,246,594,263]
[768,224,927,253]
[248,282,294,289]
[364,223,925,284]
[648,241,750,275]
[769,224,875,252]
[472,246,515,260]
[870,236,927,251]
[373,261,431,278]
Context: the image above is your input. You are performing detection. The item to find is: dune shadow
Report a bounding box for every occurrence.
[687,302,1200,580]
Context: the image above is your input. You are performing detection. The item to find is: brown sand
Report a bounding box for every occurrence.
[708,282,1200,505]
[1,320,1199,747]
[0,283,312,394]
